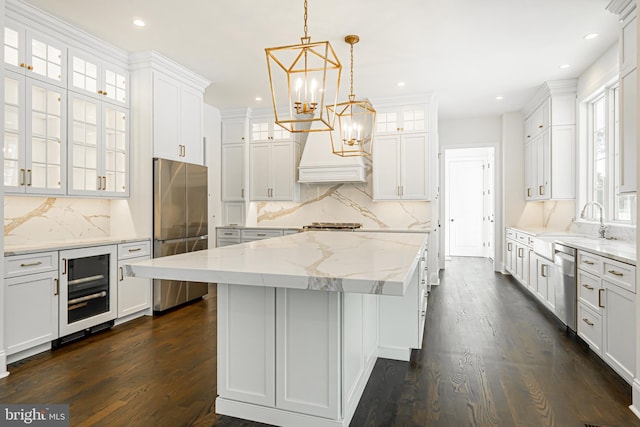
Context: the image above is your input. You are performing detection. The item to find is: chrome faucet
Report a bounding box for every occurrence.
[580,201,607,238]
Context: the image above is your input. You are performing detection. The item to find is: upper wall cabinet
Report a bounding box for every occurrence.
[372,99,436,201]
[4,72,67,195]
[69,48,128,108]
[129,51,210,166]
[609,0,637,194]
[523,80,576,201]
[4,19,66,88]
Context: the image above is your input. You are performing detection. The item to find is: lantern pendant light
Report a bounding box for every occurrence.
[265,0,342,133]
[328,35,376,157]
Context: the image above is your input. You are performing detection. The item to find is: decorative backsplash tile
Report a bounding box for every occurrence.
[4,196,111,246]
[255,182,430,230]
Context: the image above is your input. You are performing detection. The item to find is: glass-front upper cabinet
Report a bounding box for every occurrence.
[68,92,129,197]
[4,19,67,88]
[69,48,128,107]
[3,71,66,194]
[375,105,428,134]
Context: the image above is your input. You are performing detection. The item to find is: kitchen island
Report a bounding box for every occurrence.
[126,231,429,427]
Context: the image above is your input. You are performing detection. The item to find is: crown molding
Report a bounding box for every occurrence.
[129,51,211,92]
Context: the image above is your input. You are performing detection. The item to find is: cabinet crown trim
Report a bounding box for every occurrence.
[129,51,211,91]
[523,79,577,116]
[606,0,636,17]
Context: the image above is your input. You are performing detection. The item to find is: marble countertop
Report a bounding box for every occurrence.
[4,236,150,256]
[217,225,429,234]
[506,226,636,265]
[126,231,428,296]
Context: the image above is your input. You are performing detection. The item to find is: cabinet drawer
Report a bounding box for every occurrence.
[5,252,59,278]
[506,229,516,239]
[577,303,603,355]
[241,229,283,240]
[118,241,151,260]
[577,251,601,275]
[602,259,635,293]
[217,228,241,239]
[217,238,241,247]
[577,270,602,313]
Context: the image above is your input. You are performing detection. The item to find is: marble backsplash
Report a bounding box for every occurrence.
[4,196,111,246]
[253,181,430,230]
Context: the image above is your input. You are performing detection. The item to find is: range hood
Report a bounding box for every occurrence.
[297,131,366,183]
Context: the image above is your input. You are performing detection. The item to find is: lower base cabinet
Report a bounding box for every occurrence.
[117,256,152,318]
[217,284,380,425]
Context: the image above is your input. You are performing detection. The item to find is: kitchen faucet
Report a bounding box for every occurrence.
[580,201,607,238]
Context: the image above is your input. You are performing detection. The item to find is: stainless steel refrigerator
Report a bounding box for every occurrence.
[153,158,209,311]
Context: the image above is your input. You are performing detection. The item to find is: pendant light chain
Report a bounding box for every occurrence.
[303,0,309,39]
[349,41,354,97]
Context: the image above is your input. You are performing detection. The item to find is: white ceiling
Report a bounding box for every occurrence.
[24,0,620,119]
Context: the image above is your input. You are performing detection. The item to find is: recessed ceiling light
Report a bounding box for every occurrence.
[397,82,405,87]
[584,33,599,40]
[133,19,145,27]
[559,64,571,69]
[495,96,504,100]
[255,97,262,101]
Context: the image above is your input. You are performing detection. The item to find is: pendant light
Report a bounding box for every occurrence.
[327,35,376,157]
[265,0,342,133]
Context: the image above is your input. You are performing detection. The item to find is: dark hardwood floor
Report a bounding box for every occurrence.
[1,258,639,426]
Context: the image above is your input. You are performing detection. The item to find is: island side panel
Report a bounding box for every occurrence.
[275,288,341,420]
[217,283,276,406]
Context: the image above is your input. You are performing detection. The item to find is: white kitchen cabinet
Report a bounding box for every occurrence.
[4,251,59,362]
[373,132,430,201]
[249,141,300,201]
[251,118,290,142]
[523,81,576,201]
[67,92,128,196]
[4,19,66,88]
[4,72,67,195]
[222,117,248,144]
[221,144,245,201]
[576,249,636,384]
[531,253,555,311]
[152,70,207,165]
[117,241,151,320]
[68,48,128,107]
[375,104,428,134]
[619,68,636,193]
[222,203,246,227]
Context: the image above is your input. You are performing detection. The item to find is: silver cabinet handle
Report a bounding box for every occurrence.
[538,185,544,196]
[257,233,266,237]
[582,284,594,290]
[20,168,26,186]
[583,318,594,326]
[598,288,604,308]
[583,260,595,265]
[527,188,531,197]
[128,248,142,252]
[27,169,32,186]
[20,261,42,267]
[607,270,624,277]
[241,188,245,198]
[541,264,548,278]
[119,266,124,281]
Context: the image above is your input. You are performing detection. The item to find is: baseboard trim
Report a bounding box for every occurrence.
[630,379,640,420]
[377,346,410,362]
[0,350,8,379]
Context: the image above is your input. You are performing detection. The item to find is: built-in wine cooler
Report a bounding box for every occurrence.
[58,246,117,342]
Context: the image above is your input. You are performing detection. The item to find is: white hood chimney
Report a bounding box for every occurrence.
[297,132,366,183]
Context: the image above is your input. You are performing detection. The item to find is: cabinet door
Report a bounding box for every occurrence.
[217,283,276,406]
[103,104,129,196]
[251,121,270,142]
[69,49,101,100]
[153,73,181,161]
[270,142,294,200]
[621,13,637,74]
[505,239,514,273]
[26,28,66,88]
[401,133,429,200]
[222,144,245,201]
[222,119,247,144]
[180,86,203,165]
[249,143,271,200]
[5,271,59,355]
[536,132,550,199]
[373,134,401,199]
[603,282,635,382]
[524,141,534,200]
[222,202,246,226]
[117,256,151,318]
[619,69,636,193]
[102,64,128,107]
[4,72,26,192]
[69,92,101,195]
[26,79,66,195]
[4,21,27,76]
[276,288,340,419]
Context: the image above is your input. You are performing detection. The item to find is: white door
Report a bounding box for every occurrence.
[447,158,485,257]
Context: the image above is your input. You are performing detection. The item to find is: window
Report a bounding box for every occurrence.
[584,85,636,224]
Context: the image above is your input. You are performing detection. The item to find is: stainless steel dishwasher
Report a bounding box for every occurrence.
[554,243,577,332]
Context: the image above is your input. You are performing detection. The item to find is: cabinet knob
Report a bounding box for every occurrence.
[27,65,33,70]
[98,90,104,94]
[19,63,26,68]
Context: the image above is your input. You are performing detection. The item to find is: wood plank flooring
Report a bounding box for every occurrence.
[1,258,639,426]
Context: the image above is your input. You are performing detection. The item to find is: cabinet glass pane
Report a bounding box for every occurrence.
[104,70,127,103]
[31,56,46,77]
[4,27,19,68]
[4,133,19,161]
[31,163,46,188]
[29,85,62,190]
[47,165,60,188]
[403,110,425,132]
[5,77,19,105]
[30,38,62,82]
[72,56,98,93]
[104,107,127,190]
[32,39,46,58]
[376,112,397,133]
[47,140,61,165]
[31,137,46,163]
[5,105,19,131]
[4,159,20,186]
[105,172,115,192]
[71,97,99,191]
[116,172,126,192]
[252,122,269,140]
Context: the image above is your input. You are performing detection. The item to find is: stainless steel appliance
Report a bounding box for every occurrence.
[153,158,209,311]
[554,243,577,332]
[302,222,363,231]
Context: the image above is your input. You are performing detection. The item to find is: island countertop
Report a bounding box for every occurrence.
[126,231,428,296]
